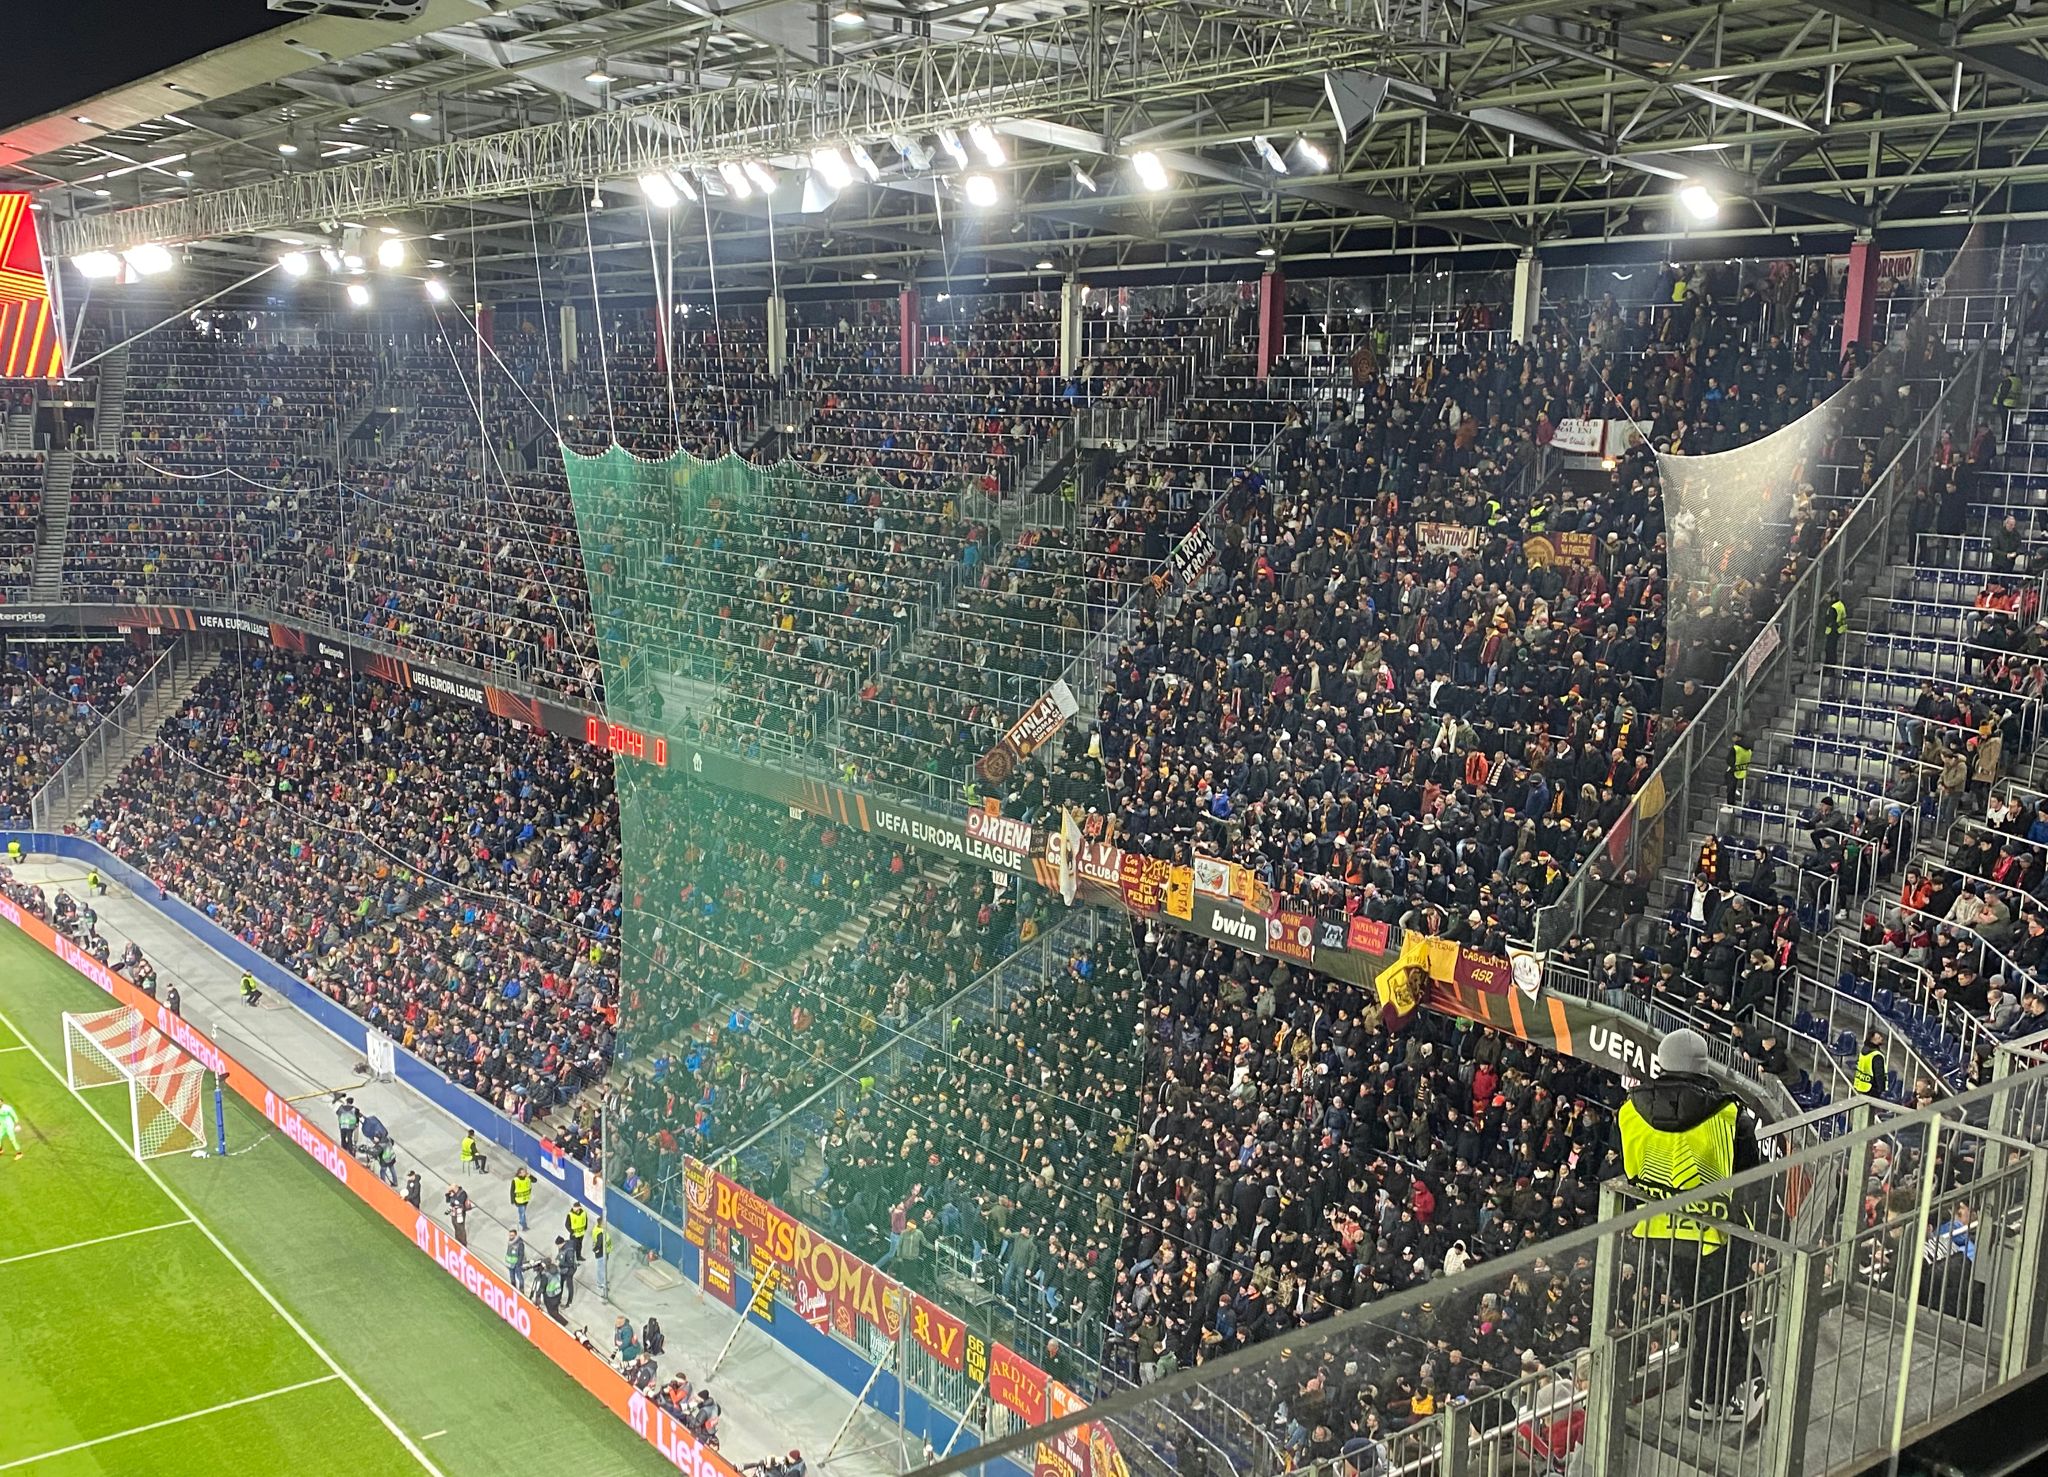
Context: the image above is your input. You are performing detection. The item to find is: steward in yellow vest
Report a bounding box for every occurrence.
[1618,1028,1766,1426]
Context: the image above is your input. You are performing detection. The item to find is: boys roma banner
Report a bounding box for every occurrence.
[682,1158,905,1343]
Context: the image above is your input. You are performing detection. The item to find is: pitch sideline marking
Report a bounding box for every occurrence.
[0,1216,193,1267]
[0,1001,448,1477]
[0,1375,341,1470]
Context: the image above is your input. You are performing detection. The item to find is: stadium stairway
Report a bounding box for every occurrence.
[29,450,72,602]
[36,639,226,833]
[1683,369,2048,1102]
[2,401,32,452]
[89,347,129,454]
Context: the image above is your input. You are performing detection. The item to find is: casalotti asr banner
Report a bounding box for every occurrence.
[0,893,738,1477]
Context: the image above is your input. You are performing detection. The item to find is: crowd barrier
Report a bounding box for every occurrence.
[0,829,1022,1471]
[0,873,738,1477]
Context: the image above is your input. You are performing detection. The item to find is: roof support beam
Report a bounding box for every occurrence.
[1806,0,2048,98]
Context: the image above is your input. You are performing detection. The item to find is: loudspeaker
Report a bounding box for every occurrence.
[1324,72,1390,142]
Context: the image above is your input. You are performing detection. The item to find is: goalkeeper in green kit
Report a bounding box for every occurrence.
[0,1097,20,1159]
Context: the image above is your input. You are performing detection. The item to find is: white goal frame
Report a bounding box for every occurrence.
[63,1007,209,1160]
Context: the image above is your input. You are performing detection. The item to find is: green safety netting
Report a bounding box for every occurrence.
[563,442,1143,1374]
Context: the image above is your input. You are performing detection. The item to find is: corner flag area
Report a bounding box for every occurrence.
[0,926,673,1476]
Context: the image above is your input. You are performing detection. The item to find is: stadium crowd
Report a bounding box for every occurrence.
[8,254,2019,1468]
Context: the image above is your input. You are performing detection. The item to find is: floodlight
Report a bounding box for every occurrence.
[937,128,969,167]
[1253,136,1289,174]
[346,283,371,307]
[743,161,776,193]
[640,172,680,208]
[425,278,450,301]
[719,162,752,198]
[1294,137,1328,171]
[810,147,854,190]
[278,251,311,277]
[1070,162,1096,192]
[968,122,1006,166]
[73,252,121,280]
[666,169,698,202]
[376,236,407,268]
[1131,151,1169,191]
[1678,182,1720,221]
[122,244,174,276]
[962,173,999,207]
[849,143,881,181]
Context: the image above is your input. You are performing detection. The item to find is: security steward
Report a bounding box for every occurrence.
[1823,590,1849,666]
[1619,1027,1767,1425]
[1727,733,1752,806]
[1854,1030,1890,1098]
[240,970,264,1007]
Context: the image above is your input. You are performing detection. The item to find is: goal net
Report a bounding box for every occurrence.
[63,1008,208,1160]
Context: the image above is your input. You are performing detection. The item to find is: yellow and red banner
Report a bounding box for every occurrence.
[910,1292,967,1370]
[0,192,64,379]
[685,1163,905,1343]
[989,1341,1051,1423]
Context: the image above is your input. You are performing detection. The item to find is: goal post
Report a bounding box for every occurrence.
[63,1008,209,1160]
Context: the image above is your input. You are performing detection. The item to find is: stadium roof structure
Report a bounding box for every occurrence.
[13,0,2048,296]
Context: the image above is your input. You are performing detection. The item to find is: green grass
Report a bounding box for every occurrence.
[0,925,674,1476]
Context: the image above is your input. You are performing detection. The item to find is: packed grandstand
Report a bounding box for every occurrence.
[4,248,2044,1471]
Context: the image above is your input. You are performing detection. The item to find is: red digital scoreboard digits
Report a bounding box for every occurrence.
[0,192,64,379]
[585,716,667,766]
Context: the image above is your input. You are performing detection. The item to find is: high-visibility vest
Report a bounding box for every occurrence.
[6,841,19,862]
[568,1205,590,1239]
[1731,742,1752,781]
[1854,1049,1884,1094]
[241,973,257,997]
[512,1175,534,1205]
[1619,1097,1739,1252]
[591,1226,610,1259]
[460,1134,476,1164]
[1826,600,1849,636]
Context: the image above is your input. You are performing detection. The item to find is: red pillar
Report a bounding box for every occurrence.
[1256,269,1285,381]
[899,287,920,376]
[477,304,496,349]
[1842,239,1879,352]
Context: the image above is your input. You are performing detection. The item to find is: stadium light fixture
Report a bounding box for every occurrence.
[425,278,450,301]
[585,62,615,84]
[174,168,194,179]
[1070,162,1097,192]
[968,122,1006,166]
[833,3,864,23]
[1130,150,1170,192]
[376,236,407,269]
[409,109,434,123]
[278,251,310,277]
[1294,137,1328,171]
[1678,182,1720,221]
[1033,258,1054,271]
[318,248,342,273]
[277,141,299,155]
[962,172,1000,207]
[73,251,122,280]
[346,282,371,307]
[892,133,933,172]
[718,161,752,198]
[743,160,776,193]
[937,127,970,167]
[861,269,878,280]
[639,171,680,208]
[1253,136,1289,174]
[122,244,174,276]
[810,147,855,190]
[849,143,881,182]
[1255,244,1278,258]
[666,168,699,202]
[343,252,365,272]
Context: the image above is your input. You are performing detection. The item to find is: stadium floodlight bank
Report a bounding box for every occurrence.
[63,1007,209,1160]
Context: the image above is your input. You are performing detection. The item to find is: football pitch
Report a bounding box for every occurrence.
[0,925,674,1476]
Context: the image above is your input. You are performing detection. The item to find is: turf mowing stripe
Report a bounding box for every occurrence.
[0,1216,193,1266]
[0,1374,342,1470]
[0,1000,450,1477]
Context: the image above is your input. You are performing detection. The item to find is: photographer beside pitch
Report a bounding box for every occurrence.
[1619,1027,1769,1427]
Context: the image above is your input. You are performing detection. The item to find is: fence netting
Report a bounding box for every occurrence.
[563,442,1147,1376]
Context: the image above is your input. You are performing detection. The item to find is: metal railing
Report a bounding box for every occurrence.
[29,637,201,831]
[915,1058,2048,1477]
[1536,339,1997,949]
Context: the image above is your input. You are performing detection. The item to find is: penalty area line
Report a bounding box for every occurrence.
[0,1374,341,1470]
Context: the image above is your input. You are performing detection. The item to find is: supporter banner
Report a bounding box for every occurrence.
[1118,852,1174,916]
[1549,419,1606,455]
[976,679,1080,785]
[1037,1381,1105,1477]
[0,892,739,1477]
[1167,523,1218,587]
[1511,947,1546,1002]
[1163,868,1194,922]
[988,1342,1051,1423]
[1522,532,1598,569]
[1315,913,1348,952]
[910,1293,967,1370]
[1415,521,1483,554]
[1192,855,1231,899]
[1452,945,1512,996]
[705,1255,737,1307]
[1348,916,1390,954]
[1265,909,1315,962]
[685,1161,905,1344]
[1374,933,1428,1032]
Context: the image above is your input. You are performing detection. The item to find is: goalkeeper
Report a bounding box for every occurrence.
[0,1097,20,1160]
